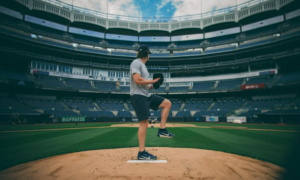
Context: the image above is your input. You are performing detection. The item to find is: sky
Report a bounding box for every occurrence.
[60,0,252,20]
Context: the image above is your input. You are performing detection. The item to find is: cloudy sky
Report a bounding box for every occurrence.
[60,0,251,19]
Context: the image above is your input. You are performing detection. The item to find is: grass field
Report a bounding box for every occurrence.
[0,122,299,172]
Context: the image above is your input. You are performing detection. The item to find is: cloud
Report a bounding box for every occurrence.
[60,0,253,20]
[171,0,249,17]
[155,0,171,17]
[60,0,141,17]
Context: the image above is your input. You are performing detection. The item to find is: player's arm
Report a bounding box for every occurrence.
[132,73,160,85]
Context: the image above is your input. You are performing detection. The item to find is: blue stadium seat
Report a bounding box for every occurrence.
[34,76,66,88]
[94,81,116,91]
[275,72,300,85]
[118,111,133,117]
[215,79,244,91]
[192,81,215,92]
[65,79,95,91]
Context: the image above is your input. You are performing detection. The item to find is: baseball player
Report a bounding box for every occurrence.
[10,111,20,125]
[149,116,156,124]
[130,44,175,160]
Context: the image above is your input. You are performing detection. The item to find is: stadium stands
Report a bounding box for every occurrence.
[0,69,32,82]
[71,34,101,44]
[38,38,74,50]
[63,99,97,110]
[168,86,189,93]
[245,76,274,85]
[169,99,182,111]
[151,53,170,57]
[0,95,40,115]
[119,86,130,92]
[239,110,262,117]
[211,99,246,110]
[34,76,66,88]
[94,81,116,91]
[65,79,95,91]
[97,99,125,110]
[111,51,136,57]
[149,87,166,93]
[80,110,115,117]
[239,38,275,49]
[118,111,133,117]
[242,98,293,110]
[173,51,201,57]
[150,110,172,117]
[176,111,191,117]
[107,40,134,48]
[77,46,108,54]
[215,79,244,91]
[19,97,65,110]
[275,72,300,85]
[175,40,201,47]
[184,99,213,111]
[44,109,81,118]
[192,81,215,92]
[205,46,236,54]
[193,109,231,117]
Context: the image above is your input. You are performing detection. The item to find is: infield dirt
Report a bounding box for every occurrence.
[0,147,284,180]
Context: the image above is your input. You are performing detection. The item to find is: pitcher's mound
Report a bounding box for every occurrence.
[111,123,196,128]
[0,148,284,180]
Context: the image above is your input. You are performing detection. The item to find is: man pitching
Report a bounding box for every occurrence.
[130,44,175,160]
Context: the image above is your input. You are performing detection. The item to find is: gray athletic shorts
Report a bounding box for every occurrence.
[130,94,165,121]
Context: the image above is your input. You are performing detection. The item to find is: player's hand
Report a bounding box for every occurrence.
[152,77,160,83]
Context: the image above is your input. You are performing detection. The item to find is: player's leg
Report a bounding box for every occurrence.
[149,95,175,138]
[158,99,172,129]
[138,119,148,152]
[131,95,157,160]
[137,119,157,160]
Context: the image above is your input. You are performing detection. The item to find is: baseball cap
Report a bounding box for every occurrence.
[138,44,152,54]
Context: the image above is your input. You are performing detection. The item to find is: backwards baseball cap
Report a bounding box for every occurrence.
[138,44,152,54]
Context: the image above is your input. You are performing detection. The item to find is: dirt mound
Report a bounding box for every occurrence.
[111,123,197,128]
[0,148,284,180]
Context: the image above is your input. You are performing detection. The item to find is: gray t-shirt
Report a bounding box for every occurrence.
[130,58,151,97]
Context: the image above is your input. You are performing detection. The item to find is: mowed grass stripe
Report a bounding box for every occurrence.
[0,130,90,149]
[178,122,300,131]
[0,123,114,131]
[0,128,115,171]
[64,127,139,151]
[211,129,295,147]
[194,128,293,167]
[145,128,228,150]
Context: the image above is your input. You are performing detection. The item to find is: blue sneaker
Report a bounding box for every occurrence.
[157,128,175,138]
[137,150,157,160]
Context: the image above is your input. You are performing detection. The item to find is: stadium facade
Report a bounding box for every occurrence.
[0,0,300,124]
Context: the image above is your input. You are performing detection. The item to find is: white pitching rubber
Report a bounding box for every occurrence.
[127,160,167,163]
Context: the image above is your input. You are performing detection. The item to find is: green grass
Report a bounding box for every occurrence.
[0,123,115,131]
[177,122,300,131]
[0,123,299,171]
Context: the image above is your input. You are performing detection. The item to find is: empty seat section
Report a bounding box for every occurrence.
[34,76,66,88]
[193,81,215,91]
[65,79,94,90]
[94,81,116,91]
[215,79,244,91]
